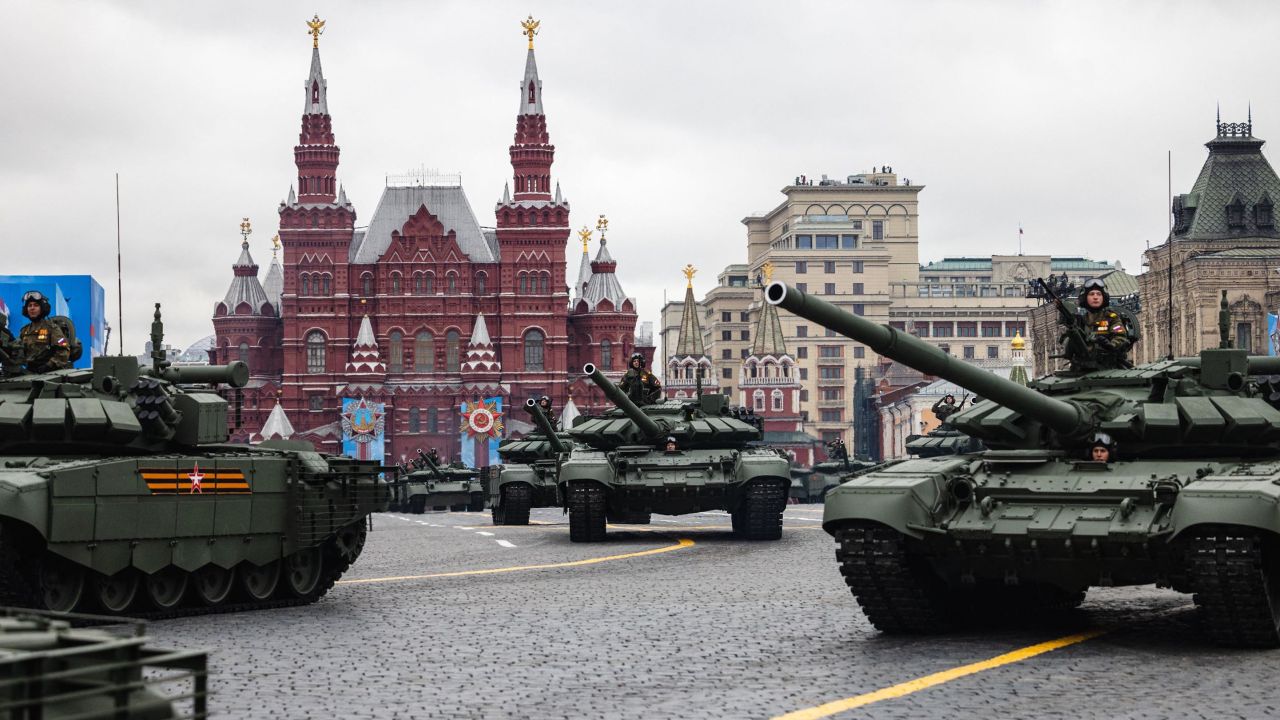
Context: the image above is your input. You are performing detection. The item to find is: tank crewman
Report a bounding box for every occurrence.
[17,291,70,374]
[826,438,849,462]
[1064,278,1135,372]
[1088,432,1114,463]
[932,394,960,422]
[536,395,557,428]
[426,448,442,466]
[620,352,662,405]
[663,436,680,453]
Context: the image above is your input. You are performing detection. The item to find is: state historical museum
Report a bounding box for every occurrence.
[211,19,647,464]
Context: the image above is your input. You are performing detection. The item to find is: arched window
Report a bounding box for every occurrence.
[306,331,326,374]
[753,390,765,412]
[300,274,311,296]
[413,273,423,294]
[475,272,487,295]
[388,330,403,373]
[238,342,250,365]
[323,274,332,295]
[390,273,402,294]
[519,274,528,294]
[424,273,435,294]
[524,329,545,370]
[772,389,784,412]
[361,273,373,296]
[446,330,461,372]
[312,80,320,104]
[600,339,612,370]
[539,273,549,293]
[408,407,420,433]
[415,331,434,372]
[447,273,458,294]
[528,80,536,104]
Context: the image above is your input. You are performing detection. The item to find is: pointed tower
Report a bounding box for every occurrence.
[345,315,387,376]
[664,265,713,398]
[1008,331,1029,386]
[569,215,638,382]
[212,219,281,372]
[573,225,594,300]
[263,234,284,314]
[253,401,296,443]
[739,261,807,461]
[297,15,339,204]
[463,313,502,386]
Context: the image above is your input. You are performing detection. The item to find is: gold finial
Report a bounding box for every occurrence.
[682,264,697,288]
[307,15,325,49]
[578,226,592,253]
[272,234,282,257]
[596,214,608,239]
[521,16,540,50]
[240,217,252,243]
[1011,330,1025,351]
[761,261,775,284]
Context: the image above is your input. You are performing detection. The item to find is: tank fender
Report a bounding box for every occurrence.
[820,458,960,539]
[0,473,50,536]
[1168,482,1280,540]
[492,469,537,502]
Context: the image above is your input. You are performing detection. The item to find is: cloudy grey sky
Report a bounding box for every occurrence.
[2,1,1276,350]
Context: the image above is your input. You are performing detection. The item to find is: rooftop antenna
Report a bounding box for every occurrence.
[115,173,124,355]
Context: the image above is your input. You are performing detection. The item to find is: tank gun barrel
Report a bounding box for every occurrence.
[583,363,665,439]
[525,399,567,454]
[765,282,1085,436]
[142,362,249,388]
[416,450,445,479]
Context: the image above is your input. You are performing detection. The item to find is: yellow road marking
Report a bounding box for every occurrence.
[337,537,695,585]
[773,629,1106,720]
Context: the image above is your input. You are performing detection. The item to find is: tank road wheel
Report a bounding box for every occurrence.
[739,481,787,541]
[834,522,950,634]
[568,483,607,543]
[1187,530,1280,648]
[39,556,86,613]
[494,485,532,526]
[93,571,140,614]
[144,567,190,611]
[284,547,324,598]
[192,565,235,606]
[469,493,486,512]
[238,561,281,601]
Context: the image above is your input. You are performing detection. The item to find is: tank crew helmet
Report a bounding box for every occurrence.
[943,394,956,404]
[22,290,51,320]
[1089,432,1114,449]
[1079,278,1110,308]
[538,395,552,406]
[629,352,646,368]
[1088,432,1115,461]
[664,436,678,449]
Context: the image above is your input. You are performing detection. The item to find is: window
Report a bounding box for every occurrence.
[819,366,843,379]
[408,408,420,433]
[300,275,311,295]
[413,273,424,294]
[841,234,858,249]
[820,409,843,422]
[963,346,975,359]
[825,328,836,337]
[933,323,954,338]
[958,322,977,338]
[1005,322,1026,337]
[799,368,808,380]
[388,330,403,372]
[824,261,836,274]
[722,330,733,341]
[981,323,1001,338]
[722,367,732,379]
[1237,323,1253,352]
[1257,201,1275,228]
[390,273,401,294]
[238,342,249,365]
[851,261,864,273]
[795,261,807,274]
[753,391,765,412]
[740,330,750,341]
[519,274,528,294]
[800,389,809,402]
[819,345,842,358]
[795,235,813,249]
[740,348,750,358]
[523,329,545,370]
[415,331,434,372]
[851,283,864,294]
[322,275,331,295]
[796,283,807,293]
[600,339,612,370]
[722,349,732,360]
[913,322,929,337]
[475,272,487,294]
[309,395,323,411]
[1227,199,1246,228]
[361,274,373,296]
[853,347,865,359]
[796,347,808,359]
[772,390,783,411]
[939,344,950,355]
[447,274,458,294]
[424,274,435,294]
[721,312,732,322]
[797,326,808,338]
[824,283,836,295]
[851,304,864,316]
[816,234,839,249]
[305,331,325,373]
[539,273,549,293]
[739,312,750,322]
[987,346,999,359]
[821,388,843,401]
[446,329,461,372]
[872,221,884,240]
[428,408,439,433]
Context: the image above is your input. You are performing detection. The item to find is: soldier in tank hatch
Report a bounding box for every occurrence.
[1063,278,1136,372]
[620,352,662,405]
[536,395,556,427]
[1088,432,1114,463]
[663,436,680,453]
[827,438,849,462]
[18,291,70,374]
[932,394,959,422]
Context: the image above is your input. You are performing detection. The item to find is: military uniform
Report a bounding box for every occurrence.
[19,318,70,373]
[1072,307,1133,371]
[932,397,959,422]
[620,367,662,405]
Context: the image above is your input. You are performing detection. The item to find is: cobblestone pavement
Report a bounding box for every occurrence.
[141,505,1280,719]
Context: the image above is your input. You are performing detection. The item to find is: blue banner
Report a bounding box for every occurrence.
[459,396,505,467]
[1270,314,1279,356]
[341,397,386,463]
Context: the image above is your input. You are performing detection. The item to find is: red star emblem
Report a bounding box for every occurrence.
[188,463,204,494]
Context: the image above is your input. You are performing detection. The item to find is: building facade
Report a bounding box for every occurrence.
[211,21,642,463]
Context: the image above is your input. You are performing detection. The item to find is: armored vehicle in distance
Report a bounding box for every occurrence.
[489,399,567,525]
[0,607,208,718]
[903,425,984,458]
[559,365,790,542]
[394,452,484,513]
[0,305,387,617]
[769,282,1280,647]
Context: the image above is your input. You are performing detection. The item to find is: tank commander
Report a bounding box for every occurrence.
[932,394,960,422]
[18,291,71,374]
[620,352,662,405]
[1061,278,1136,372]
[536,395,557,427]
[426,448,442,466]
[826,438,849,462]
[663,436,680,454]
[1088,432,1114,463]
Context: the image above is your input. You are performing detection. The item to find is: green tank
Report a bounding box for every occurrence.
[489,399,567,525]
[0,607,207,718]
[769,281,1280,647]
[793,457,880,503]
[392,451,484,513]
[559,364,791,542]
[903,425,984,457]
[0,305,387,616]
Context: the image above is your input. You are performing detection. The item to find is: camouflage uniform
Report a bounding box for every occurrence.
[620,354,662,405]
[931,396,959,422]
[19,318,70,373]
[1079,307,1134,369]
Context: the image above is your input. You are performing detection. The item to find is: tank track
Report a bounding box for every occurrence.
[834,523,950,633]
[737,481,785,541]
[493,484,532,526]
[0,526,364,621]
[568,483,607,542]
[1187,530,1280,648]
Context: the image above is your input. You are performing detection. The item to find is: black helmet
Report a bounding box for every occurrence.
[1079,278,1110,308]
[21,291,50,320]
[665,436,677,444]
[1089,432,1114,449]
[538,395,551,405]
[630,352,646,366]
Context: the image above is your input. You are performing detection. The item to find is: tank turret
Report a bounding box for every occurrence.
[583,363,664,438]
[525,398,567,454]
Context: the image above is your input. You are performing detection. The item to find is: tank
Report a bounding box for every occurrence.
[0,607,208,718]
[392,451,484,513]
[794,456,880,503]
[769,281,1280,647]
[558,364,791,542]
[903,425,984,457]
[0,305,387,617]
[488,399,567,525]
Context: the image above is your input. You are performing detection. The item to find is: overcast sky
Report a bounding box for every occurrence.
[3,1,1277,350]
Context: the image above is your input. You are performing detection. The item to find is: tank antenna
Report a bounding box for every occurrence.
[115,172,124,355]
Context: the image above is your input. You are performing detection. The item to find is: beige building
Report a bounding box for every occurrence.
[659,264,755,397]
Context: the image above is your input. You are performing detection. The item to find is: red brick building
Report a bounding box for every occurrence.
[211,24,647,463]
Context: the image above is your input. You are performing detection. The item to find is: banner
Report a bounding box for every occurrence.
[459,396,505,467]
[341,397,386,462]
[1270,313,1279,356]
